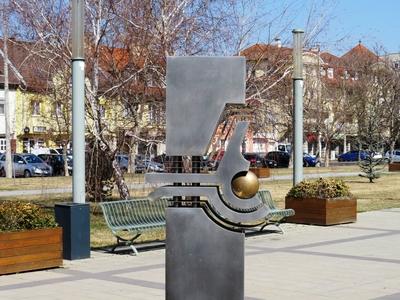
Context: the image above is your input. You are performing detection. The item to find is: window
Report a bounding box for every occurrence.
[13,155,23,163]
[33,126,47,133]
[0,138,6,152]
[32,101,40,116]
[327,68,334,79]
[0,100,4,115]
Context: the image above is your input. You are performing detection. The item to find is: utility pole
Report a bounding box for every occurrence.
[2,3,12,178]
[292,29,304,185]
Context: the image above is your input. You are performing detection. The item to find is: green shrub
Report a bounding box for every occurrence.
[0,201,57,232]
[286,178,352,199]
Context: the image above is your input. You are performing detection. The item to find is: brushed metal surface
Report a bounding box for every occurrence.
[166,57,245,156]
[166,208,244,300]
[148,186,269,224]
[146,122,265,214]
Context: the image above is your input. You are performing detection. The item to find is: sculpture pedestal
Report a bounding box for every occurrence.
[166,207,244,300]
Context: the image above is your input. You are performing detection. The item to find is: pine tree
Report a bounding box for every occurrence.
[359,152,385,183]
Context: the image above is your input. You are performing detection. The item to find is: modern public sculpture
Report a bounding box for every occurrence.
[146,57,270,300]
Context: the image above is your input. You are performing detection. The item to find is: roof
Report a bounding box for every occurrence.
[341,43,379,65]
[0,39,50,92]
[240,43,292,61]
[320,52,341,67]
[0,39,164,99]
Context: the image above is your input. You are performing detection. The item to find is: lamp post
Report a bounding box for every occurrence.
[72,0,85,204]
[54,0,90,260]
[292,29,304,185]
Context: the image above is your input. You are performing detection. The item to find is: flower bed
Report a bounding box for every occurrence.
[249,167,270,178]
[285,179,357,225]
[388,163,400,172]
[0,201,62,275]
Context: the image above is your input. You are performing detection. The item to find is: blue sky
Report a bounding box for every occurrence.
[297,0,400,55]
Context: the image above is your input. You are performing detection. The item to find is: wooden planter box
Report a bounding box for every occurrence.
[388,163,400,172]
[0,227,63,275]
[285,196,357,226]
[249,167,270,178]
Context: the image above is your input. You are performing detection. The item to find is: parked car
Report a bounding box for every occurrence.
[135,159,164,173]
[38,154,72,176]
[337,150,368,162]
[0,153,53,177]
[385,149,400,162]
[370,151,383,159]
[243,153,264,167]
[265,151,290,168]
[276,144,292,153]
[303,153,319,167]
[243,152,277,168]
[207,150,225,171]
[116,154,129,173]
[50,148,72,156]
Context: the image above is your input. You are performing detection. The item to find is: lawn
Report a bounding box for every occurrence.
[0,164,363,191]
[1,166,399,249]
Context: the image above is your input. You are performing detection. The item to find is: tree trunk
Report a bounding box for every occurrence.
[62,144,70,176]
[324,140,330,167]
[128,141,137,174]
[3,9,12,179]
[390,141,396,163]
[112,159,130,200]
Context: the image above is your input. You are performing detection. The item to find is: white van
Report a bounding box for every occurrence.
[277,144,291,153]
[385,150,400,162]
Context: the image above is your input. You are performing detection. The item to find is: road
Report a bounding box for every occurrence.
[0,171,360,197]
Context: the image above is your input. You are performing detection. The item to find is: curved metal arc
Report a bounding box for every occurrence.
[148,185,270,225]
[215,121,264,210]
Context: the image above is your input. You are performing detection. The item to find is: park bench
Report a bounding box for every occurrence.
[257,189,295,234]
[100,198,169,255]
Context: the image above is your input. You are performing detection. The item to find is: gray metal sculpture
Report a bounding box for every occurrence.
[145,57,270,300]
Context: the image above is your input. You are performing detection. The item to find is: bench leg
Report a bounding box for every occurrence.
[130,244,139,256]
[259,220,284,234]
[111,232,142,254]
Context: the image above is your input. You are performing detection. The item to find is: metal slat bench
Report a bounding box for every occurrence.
[100,198,169,254]
[257,189,295,234]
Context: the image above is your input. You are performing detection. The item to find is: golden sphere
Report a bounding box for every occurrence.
[231,171,259,199]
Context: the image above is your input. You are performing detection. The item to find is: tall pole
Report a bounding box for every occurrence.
[2,4,12,178]
[72,0,85,203]
[292,29,304,185]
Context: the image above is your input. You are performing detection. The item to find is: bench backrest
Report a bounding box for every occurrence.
[257,190,277,210]
[100,198,169,231]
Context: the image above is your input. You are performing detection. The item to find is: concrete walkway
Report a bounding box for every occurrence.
[1,209,400,299]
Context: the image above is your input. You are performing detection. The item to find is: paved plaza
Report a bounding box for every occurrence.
[1,208,399,300]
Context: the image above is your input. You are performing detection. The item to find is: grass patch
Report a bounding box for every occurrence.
[0,164,364,191]
[0,176,72,191]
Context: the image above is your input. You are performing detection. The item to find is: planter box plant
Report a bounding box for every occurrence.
[285,178,357,226]
[249,167,270,178]
[388,163,400,172]
[0,201,62,275]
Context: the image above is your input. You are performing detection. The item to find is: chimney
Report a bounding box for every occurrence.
[272,37,282,48]
[310,43,320,53]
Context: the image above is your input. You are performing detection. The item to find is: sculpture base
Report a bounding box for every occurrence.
[166,207,244,300]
